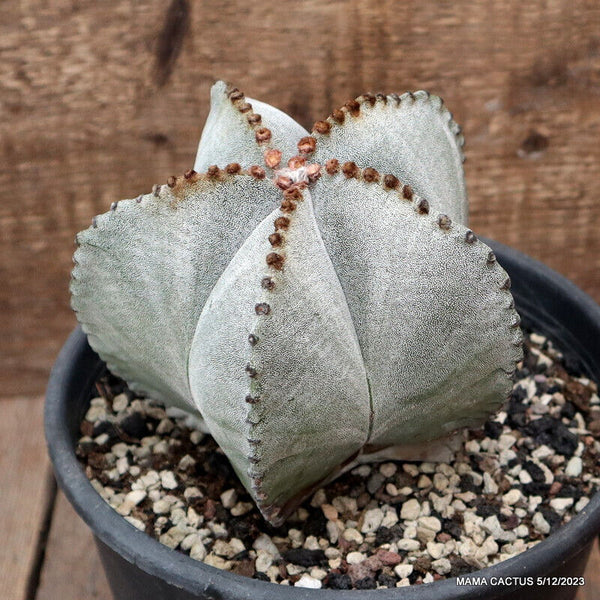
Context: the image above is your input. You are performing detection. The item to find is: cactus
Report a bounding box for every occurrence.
[71,81,523,526]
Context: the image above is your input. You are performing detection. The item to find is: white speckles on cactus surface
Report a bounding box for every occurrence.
[71,80,523,525]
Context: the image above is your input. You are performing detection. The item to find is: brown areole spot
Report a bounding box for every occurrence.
[247,113,262,125]
[228,89,244,102]
[361,93,377,106]
[248,333,259,346]
[465,230,477,244]
[298,136,317,155]
[184,169,196,179]
[249,165,266,179]
[280,199,297,213]
[487,251,497,265]
[313,120,331,134]
[274,216,290,230]
[325,159,340,175]
[402,184,414,200]
[362,167,380,183]
[245,394,260,404]
[269,232,283,247]
[501,277,512,290]
[266,252,285,270]
[383,174,400,190]
[207,165,220,178]
[255,302,271,315]
[255,127,272,143]
[264,149,282,169]
[275,176,293,190]
[261,277,275,290]
[437,214,452,230]
[225,163,241,175]
[167,176,177,188]
[306,163,321,181]
[415,198,430,215]
[245,364,257,377]
[283,188,303,201]
[342,161,359,178]
[345,99,361,116]
[332,109,345,124]
[238,102,252,113]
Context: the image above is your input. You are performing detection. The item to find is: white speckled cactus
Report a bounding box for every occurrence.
[71,81,523,526]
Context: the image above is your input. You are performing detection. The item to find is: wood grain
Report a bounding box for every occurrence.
[36,491,112,600]
[0,397,52,600]
[1,0,600,396]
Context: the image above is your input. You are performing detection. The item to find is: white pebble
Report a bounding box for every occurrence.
[432,557,452,575]
[379,462,397,478]
[253,533,280,559]
[220,488,238,509]
[397,538,420,551]
[575,497,590,512]
[159,471,178,490]
[361,508,384,533]
[400,498,421,521]
[255,550,273,572]
[294,574,322,589]
[503,489,522,506]
[394,563,413,578]
[532,512,551,534]
[426,541,445,560]
[549,497,574,512]
[346,551,366,564]
[483,472,498,494]
[565,457,583,478]
[230,502,253,516]
[342,528,363,544]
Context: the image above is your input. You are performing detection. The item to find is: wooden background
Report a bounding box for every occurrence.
[1,1,600,598]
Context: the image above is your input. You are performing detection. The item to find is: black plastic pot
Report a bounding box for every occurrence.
[45,239,600,600]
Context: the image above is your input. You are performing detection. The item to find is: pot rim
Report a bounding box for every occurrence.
[45,239,600,599]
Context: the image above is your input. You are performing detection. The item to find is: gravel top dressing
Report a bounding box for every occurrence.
[77,332,600,590]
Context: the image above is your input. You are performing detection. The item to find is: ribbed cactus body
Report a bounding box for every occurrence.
[71,82,522,525]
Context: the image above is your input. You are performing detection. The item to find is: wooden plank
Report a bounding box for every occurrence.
[1,0,600,399]
[36,491,112,600]
[0,397,52,600]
